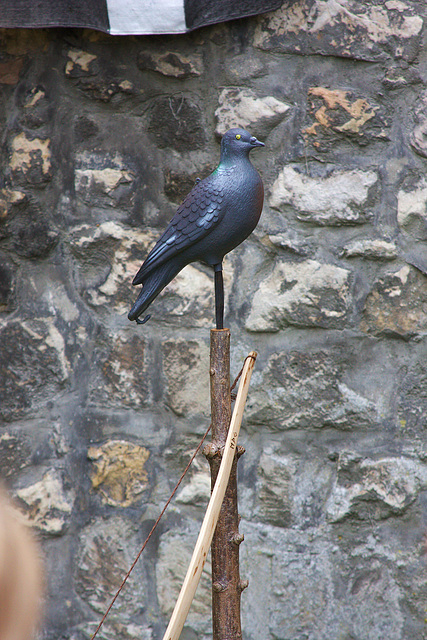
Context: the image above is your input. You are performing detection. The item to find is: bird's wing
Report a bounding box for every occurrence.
[132,178,226,284]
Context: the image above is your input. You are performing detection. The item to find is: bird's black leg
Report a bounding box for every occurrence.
[214,263,224,330]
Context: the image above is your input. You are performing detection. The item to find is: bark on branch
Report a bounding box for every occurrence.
[207,328,246,640]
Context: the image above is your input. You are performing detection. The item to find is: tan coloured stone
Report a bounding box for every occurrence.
[305,87,380,137]
[224,54,266,82]
[0,318,70,420]
[361,265,427,337]
[176,470,210,504]
[11,320,68,383]
[88,440,150,507]
[75,151,134,196]
[69,221,157,315]
[0,188,25,218]
[246,259,352,331]
[15,470,74,535]
[9,132,52,178]
[341,239,398,260]
[410,90,427,158]
[76,517,146,617]
[160,262,233,327]
[397,179,427,238]
[138,50,203,77]
[25,87,46,108]
[77,166,133,193]
[118,79,133,92]
[215,87,290,136]
[162,338,210,416]
[267,230,313,256]
[65,49,97,75]
[160,264,214,324]
[270,165,377,225]
[254,0,423,62]
[101,333,148,407]
[255,453,293,526]
[245,349,378,431]
[326,453,427,522]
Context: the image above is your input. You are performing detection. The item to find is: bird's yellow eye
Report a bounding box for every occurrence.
[235,134,241,140]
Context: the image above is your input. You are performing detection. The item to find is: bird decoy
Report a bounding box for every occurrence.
[128,127,265,329]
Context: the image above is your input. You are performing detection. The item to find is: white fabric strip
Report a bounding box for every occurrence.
[106,0,186,34]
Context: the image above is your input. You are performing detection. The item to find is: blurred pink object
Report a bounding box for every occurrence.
[0,489,43,640]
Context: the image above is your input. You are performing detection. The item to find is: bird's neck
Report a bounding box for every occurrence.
[218,150,251,170]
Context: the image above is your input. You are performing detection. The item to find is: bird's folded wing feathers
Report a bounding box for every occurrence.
[132,181,225,284]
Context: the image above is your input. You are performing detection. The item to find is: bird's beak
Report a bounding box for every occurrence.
[251,137,265,147]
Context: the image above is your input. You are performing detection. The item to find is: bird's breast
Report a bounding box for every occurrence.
[196,164,263,265]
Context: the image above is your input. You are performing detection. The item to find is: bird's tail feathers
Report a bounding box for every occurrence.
[132,260,152,286]
[128,260,182,322]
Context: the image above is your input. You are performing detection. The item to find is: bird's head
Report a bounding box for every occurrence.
[220,128,265,160]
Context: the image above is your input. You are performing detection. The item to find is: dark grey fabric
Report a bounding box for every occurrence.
[185,0,284,30]
[0,0,110,30]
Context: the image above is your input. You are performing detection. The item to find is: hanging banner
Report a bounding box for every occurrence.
[0,0,284,35]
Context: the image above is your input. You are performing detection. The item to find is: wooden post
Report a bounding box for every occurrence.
[205,328,246,640]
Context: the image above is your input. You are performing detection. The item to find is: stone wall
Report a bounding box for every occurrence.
[0,2,426,639]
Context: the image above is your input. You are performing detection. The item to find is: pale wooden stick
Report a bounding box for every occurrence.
[161,351,257,640]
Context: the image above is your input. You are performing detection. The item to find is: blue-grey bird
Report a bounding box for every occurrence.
[128,127,264,328]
